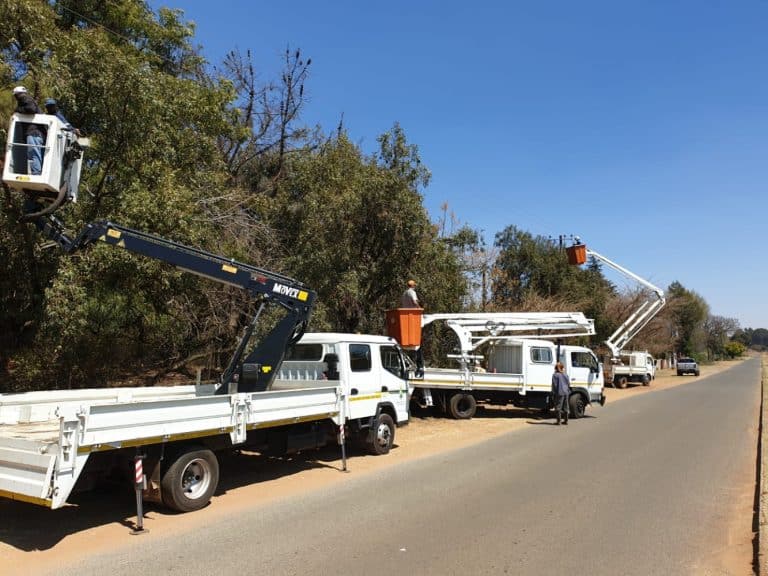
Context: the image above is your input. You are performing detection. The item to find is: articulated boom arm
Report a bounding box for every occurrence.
[38,218,317,394]
[421,312,596,369]
[584,247,665,358]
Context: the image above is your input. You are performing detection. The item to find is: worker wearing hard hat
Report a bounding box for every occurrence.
[12,86,44,175]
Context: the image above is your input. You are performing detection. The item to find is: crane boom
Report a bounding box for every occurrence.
[3,112,318,394]
[421,311,596,367]
[41,218,316,394]
[568,242,665,358]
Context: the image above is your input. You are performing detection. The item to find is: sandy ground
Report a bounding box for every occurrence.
[0,358,754,575]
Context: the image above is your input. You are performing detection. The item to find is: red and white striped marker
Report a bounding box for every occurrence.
[134,456,143,486]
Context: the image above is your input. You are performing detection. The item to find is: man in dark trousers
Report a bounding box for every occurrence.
[12,86,44,175]
[551,361,571,425]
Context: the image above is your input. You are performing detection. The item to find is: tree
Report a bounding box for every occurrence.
[261,127,464,334]
[724,341,746,359]
[703,315,739,360]
[731,328,752,348]
[1,0,236,390]
[490,226,614,330]
[667,281,709,357]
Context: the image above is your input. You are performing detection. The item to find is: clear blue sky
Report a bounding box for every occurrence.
[152,0,768,329]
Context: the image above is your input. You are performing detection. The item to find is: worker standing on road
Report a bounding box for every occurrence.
[551,362,571,426]
[400,279,424,378]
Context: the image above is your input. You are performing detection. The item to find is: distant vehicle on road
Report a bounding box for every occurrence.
[677,357,700,376]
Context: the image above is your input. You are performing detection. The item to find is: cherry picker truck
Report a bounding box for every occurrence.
[0,111,409,515]
[565,238,666,388]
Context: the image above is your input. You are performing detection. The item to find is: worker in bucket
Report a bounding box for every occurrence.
[400,279,422,308]
[12,86,44,175]
[400,279,424,377]
[44,98,80,136]
[551,362,571,426]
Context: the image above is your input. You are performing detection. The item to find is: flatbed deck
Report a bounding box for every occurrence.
[0,383,343,508]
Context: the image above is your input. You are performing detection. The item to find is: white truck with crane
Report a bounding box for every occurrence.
[0,112,410,515]
[387,310,606,420]
[566,240,666,388]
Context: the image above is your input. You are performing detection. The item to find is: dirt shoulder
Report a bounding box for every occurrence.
[0,357,751,575]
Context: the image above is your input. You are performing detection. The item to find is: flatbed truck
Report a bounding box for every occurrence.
[396,312,606,420]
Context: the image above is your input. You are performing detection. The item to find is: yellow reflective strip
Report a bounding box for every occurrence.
[298,291,308,301]
[247,412,339,430]
[0,489,52,508]
[107,228,121,239]
[221,264,237,274]
[78,427,235,454]
[350,393,383,402]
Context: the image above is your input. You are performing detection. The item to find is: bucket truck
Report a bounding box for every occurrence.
[387,310,606,419]
[566,240,666,388]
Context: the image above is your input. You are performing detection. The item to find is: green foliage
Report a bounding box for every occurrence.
[0,3,468,390]
[264,130,464,334]
[490,226,615,337]
[724,341,746,359]
[667,281,709,356]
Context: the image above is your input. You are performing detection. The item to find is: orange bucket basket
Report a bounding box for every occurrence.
[566,244,587,266]
[385,308,423,347]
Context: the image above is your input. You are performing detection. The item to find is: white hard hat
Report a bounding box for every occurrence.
[12,86,27,95]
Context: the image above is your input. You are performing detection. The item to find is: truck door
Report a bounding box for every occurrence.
[568,350,600,388]
[379,344,410,421]
[346,343,379,419]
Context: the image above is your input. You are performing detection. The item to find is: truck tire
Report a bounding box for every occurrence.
[161,446,220,513]
[677,371,683,376]
[366,413,395,455]
[616,377,628,389]
[448,393,477,420]
[569,394,586,419]
[694,370,700,377]
[642,374,651,386]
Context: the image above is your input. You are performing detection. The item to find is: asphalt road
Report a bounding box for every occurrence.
[52,357,760,576]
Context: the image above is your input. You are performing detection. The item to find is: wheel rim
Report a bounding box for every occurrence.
[375,422,392,449]
[181,457,212,500]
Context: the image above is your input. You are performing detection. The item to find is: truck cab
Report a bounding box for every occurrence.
[609,351,656,388]
[274,333,411,453]
[486,339,605,417]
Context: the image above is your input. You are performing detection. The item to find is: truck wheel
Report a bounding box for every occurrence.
[677,371,683,376]
[569,394,586,419]
[642,374,651,386]
[616,377,628,389]
[694,370,700,377]
[448,393,477,419]
[366,413,395,455]
[161,447,219,513]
